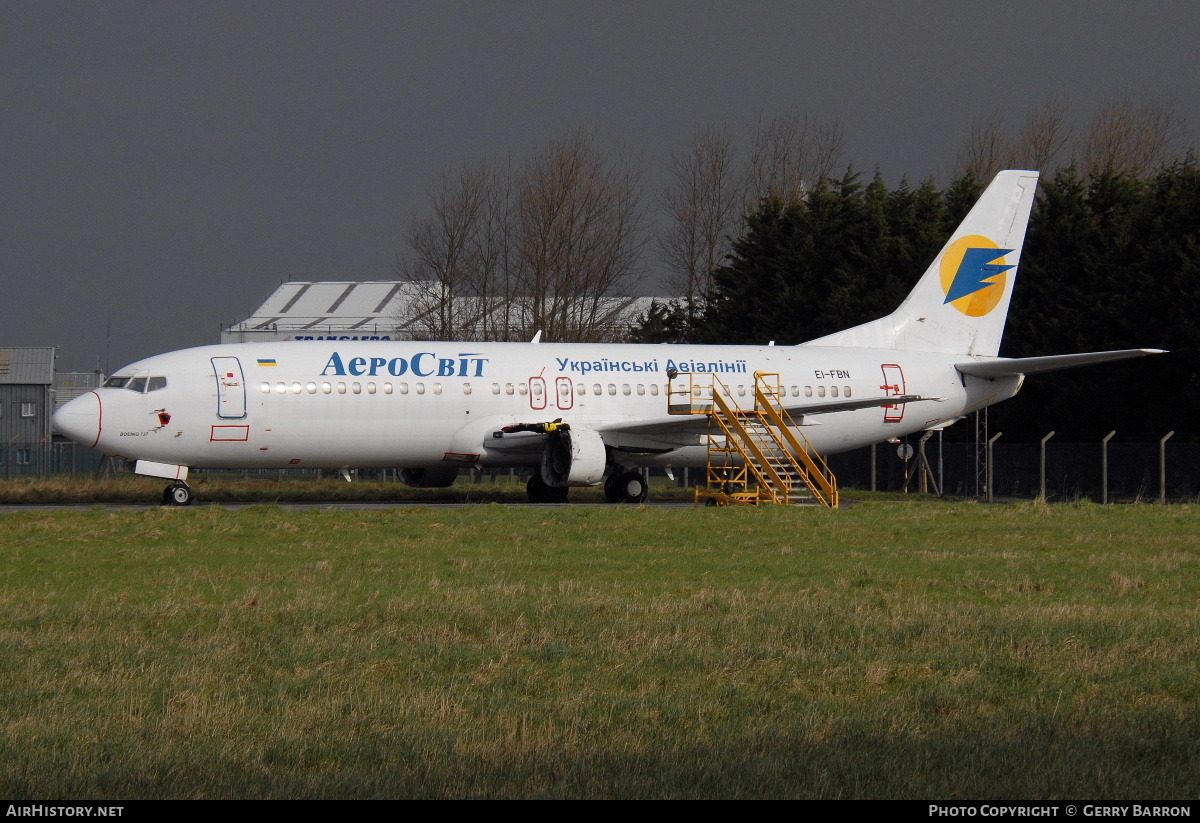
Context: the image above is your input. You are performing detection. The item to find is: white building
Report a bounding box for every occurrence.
[221,281,668,344]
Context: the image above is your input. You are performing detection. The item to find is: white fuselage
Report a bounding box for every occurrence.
[53,340,1020,473]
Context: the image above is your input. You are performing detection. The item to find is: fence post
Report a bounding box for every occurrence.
[1159,431,1175,505]
[987,432,1002,503]
[1039,431,1055,502]
[1101,431,1116,504]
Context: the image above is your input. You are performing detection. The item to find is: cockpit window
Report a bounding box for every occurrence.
[103,376,130,389]
[147,377,167,392]
[127,377,148,393]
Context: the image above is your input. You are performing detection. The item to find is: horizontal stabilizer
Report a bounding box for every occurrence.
[955,348,1167,378]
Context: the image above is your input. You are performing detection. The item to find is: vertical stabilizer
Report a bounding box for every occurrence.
[804,170,1039,356]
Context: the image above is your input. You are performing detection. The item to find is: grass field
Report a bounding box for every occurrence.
[0,497,1197,798]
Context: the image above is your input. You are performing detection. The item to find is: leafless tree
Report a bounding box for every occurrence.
[657,124,744,318]
[511,132,647,342]
[747,113,845,203]
[954,114,1013,181]
[397,161,493,340]
[1010,98,1073,172]
[1078,96,1190,177]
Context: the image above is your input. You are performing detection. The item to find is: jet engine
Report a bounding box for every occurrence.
[540,426,607,487]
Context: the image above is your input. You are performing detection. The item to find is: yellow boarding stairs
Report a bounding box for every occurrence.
[667,371,839,508]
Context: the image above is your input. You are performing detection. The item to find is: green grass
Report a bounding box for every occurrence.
[0,474,692,505]
[0,501,1197,798]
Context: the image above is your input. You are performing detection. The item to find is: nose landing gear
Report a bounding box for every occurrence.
[162,482,193,506]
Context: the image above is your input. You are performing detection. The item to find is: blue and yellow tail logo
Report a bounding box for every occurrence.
[940,235,1015,317]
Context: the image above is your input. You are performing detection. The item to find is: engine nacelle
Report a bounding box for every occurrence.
[398,466,459,487]
[540,427,607,487]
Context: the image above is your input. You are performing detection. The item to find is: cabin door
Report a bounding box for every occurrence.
[212,356,248,419]
[880,363,906,422]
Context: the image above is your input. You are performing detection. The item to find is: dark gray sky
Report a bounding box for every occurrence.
[4,1,1198,372]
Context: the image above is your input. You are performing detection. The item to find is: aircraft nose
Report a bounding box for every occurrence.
[52,391,102,448]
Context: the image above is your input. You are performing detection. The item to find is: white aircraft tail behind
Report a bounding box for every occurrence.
[805,169,1040,357]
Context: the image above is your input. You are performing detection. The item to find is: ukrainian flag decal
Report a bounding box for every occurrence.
[257,358,278,367]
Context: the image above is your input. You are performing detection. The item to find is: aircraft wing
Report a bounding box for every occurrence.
[955,348,1166,378]
[591,394,937,439]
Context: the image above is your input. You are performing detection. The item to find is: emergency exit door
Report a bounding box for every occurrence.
[212,357,247,419]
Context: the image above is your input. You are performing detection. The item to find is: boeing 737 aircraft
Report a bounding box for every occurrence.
[52,170,1163,505]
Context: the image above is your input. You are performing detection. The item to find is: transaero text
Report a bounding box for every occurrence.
[321,352,489,378]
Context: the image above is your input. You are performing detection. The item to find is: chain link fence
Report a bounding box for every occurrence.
[8,435,1199,503]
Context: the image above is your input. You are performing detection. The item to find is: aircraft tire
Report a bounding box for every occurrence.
[609,470,648,504]
[526,473,568,504]
[165,483,193,507]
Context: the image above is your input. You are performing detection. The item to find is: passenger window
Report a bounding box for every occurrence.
[650,384,659,396]
[307,382,317,394]
[805,386,813,397]
[737,385,745,397]
[505,383,515,395]
[275,382,287,394]
[532,382,543,396]
[147,377,167,392]
[792,386,799,397]
[399,383,409,395]
[609,384,617,396]
[337,383,347,394]
[292,383,302,394]
[844,386,852,397]
[593,384,602,395]
[367,383,376,394]
[491,383,500,395]
[831,386,839,397]
[352,383,361,394]
[384,383,393,395]
[576,383,585,395]
[463,383,472,395]
[817,386,826,397]
[322,382,332,394]
[636,385,645,396]
[433,384,442,395]
[261,382,271,394]
[519,383,528,395]
[416,383,425,395]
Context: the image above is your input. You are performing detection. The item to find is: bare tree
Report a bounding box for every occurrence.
[1011,98,1073,172]
[397,161,493,340]
[657,124,744,318]
[747,113,846,203]
[511,132,647,342]
[1078,96,1190,177]
[954,114,1013,181]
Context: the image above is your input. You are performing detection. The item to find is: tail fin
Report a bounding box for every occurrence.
[804,169,1040,356]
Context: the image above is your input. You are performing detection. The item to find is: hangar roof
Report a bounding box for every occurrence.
[0,347,55,385]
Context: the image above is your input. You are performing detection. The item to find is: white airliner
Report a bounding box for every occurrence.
[53,170,1163,505]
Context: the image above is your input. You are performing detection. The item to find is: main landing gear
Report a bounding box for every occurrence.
[162,482,194,507]
[526,472,569,504]
[524,469,649,504]
[604,470,649,504]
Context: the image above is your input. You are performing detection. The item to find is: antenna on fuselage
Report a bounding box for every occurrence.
[530,330,542,344]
